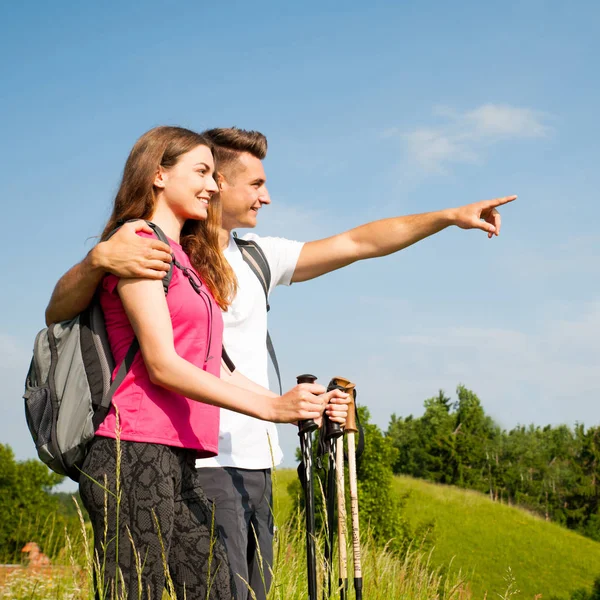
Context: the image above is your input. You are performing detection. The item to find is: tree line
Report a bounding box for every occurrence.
[0,444,82,563]
[386,385,600,541]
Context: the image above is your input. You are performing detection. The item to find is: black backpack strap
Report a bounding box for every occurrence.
[265,331,282,394]
[221,347,236,373]
[233,234,272,310]
[145,221,173,295]
[145,222,233,373]
[233,234,282,394]
[106,219,174,294]
[93,338,140,429]
[93,221,174,429]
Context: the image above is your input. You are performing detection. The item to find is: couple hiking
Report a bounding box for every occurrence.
[45,125,515,600]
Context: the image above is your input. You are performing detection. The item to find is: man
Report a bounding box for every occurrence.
[45,127,515,599]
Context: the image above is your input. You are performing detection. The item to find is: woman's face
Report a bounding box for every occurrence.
[155,144,218,222]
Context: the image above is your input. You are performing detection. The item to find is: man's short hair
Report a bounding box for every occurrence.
[202,127,267,179]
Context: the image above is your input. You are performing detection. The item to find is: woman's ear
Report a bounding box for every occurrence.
[154,166,167,189]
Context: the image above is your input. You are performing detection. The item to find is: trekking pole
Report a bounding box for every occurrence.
[297,373,319,600]
[328,377,355,600]
[336,427,348,600]
[345,383,363,600]
[322,378,345,600]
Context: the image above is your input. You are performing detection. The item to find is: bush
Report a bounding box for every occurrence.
[0,443,79,562]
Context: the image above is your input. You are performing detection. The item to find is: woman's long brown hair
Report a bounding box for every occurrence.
[101,126,236,309]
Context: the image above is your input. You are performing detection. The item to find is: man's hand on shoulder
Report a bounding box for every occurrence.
[91,221,172,279]
[448,195,517,239]
[45,221,173,325]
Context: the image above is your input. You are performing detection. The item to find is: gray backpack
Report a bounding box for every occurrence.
[24,222,173,481]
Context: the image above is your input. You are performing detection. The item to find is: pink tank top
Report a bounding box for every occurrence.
[95,233,222,457]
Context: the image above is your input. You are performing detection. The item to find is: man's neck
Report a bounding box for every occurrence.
[219,226,232,250]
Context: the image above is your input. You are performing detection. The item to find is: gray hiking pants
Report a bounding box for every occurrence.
[193,467,273,600]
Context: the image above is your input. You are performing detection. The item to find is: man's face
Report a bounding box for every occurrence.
[219,152,270,231]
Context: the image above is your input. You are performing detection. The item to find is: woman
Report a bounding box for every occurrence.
[79,126,348,600]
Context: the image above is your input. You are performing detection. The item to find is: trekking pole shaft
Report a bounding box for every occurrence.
[297,374,318,600]
[324,438,336,600]
[336,435,348,600]
[347,431,363,600]
[300,429,318,600]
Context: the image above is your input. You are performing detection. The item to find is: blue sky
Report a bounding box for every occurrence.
[2,1,599,490]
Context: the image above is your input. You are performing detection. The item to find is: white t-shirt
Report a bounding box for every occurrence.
[195,232,304,470]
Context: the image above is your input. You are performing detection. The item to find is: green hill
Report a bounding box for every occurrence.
[272,469,600,599]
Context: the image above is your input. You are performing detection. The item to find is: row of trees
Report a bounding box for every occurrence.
[0,444,81,563]
[386,385,600,540]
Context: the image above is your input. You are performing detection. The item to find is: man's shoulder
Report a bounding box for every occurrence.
[235,233,303,264]
[238,232,295,248]
[233,232,304,289]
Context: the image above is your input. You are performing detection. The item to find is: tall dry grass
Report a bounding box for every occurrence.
[0,488,482,600]
[0,489,497,600]
[1,427,515,600]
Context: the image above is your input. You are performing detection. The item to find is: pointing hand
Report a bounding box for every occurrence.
[452,195,517,239]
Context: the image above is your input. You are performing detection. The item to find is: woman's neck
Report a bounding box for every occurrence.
[148,204,185,243]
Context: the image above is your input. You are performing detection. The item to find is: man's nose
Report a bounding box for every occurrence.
[259,187,271,205]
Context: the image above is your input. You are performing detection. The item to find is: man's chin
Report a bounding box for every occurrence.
[243,212,259,228]
[225,212,258,230]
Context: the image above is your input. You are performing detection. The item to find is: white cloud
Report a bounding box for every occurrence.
[462,104,551,139]
[403,128,480,174]
[398,104,552,174]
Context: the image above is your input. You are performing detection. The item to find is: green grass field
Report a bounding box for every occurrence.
[1,471,472,600]
[4,469,599,599]
[273,469,600,599]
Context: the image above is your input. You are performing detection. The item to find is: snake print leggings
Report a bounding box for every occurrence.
[79,436,234,600]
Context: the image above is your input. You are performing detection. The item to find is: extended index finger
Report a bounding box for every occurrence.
[487,195,517,208]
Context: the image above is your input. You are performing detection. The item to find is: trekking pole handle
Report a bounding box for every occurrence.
[296,373,319,435]
[325,377,349,440]
[345,394,358,433]
[329,376,357,434]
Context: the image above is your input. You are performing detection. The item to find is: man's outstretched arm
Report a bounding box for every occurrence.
[292,195,516,282]
[45,221,172,325]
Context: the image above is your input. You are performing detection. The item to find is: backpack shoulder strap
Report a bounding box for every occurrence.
[93,221,174,428]
[265,331,281,395]
[233,233,282,394]
[233,234,272,310]
[146,221,174,295]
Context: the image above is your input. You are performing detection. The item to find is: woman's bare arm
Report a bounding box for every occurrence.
[220,357,349,425]
[117,277,347,423]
